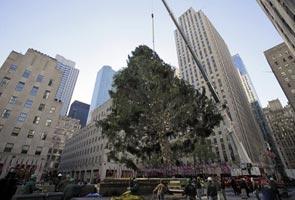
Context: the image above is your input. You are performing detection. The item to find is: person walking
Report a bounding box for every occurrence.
[269,178,281,200]
[231,178,238,196]
[195,177,203,200]
[251,178,260,200]
[220,178,227,200]
[240,178,249,199]
[207,177,218,200]
[153,179,166,200]
[184,179,196,200]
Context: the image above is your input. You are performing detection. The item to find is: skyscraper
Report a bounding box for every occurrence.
[88,65,116,123]
[175,8,265,165]
[68,100,90,128]
[264,43,295,111]
[0,49,63,179]
[55,54,79,116]
[257,0,295,56]
[232,54,271,141]
[263,99,295,178]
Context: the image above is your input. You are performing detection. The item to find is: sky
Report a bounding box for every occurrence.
[0,0,288,108]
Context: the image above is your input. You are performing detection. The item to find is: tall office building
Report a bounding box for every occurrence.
[88,65,116,123]
[55,55,79,116]
[263,99,295,178]
[68,100,90,128]
[264,43,295,111]
[175,8,265,165]
[257,0,295,56]
[0,49,63,179]
[232,54,271,141]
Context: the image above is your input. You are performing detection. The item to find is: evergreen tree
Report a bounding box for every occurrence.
[97,45,222,169]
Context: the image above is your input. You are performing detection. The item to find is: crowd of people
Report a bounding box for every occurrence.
[0,171,97,200]
[0,169,287,200]
[152,176,284,200]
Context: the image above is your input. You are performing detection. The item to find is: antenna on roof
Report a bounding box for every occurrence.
[152,0,155,52]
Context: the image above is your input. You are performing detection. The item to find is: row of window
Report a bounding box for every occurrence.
[8,64,49,83]
[7,95,56,111]
[1,108,53,124]
[0,124,48,139]
[4,143,43,155]
[0,79,52,100]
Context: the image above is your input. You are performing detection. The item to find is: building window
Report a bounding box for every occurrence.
[35,147,43,155]
[11,127,21,136]
[21,145,29,154]
[0,77,11,87]
[4,143,14,152]
[27,130,35,138]
[36,75,43,83]
[22,70,31,78]
[43,90,50,99]
[49,107,56,113]
[16,82,25,91]
[8,96,18,104]
[1,109,11,118]
[18,113,27,122]
[8,65,17,73]
[33,116,40,124]
[24,100,33,108]
[38,104,45,111]
[45,119,52,127]
[48,79,54,86]
[30,86,39,96]
[41,132,47,140]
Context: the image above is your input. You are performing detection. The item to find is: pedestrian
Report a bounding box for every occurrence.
[63,178,80,200]
[57,174,70,192]
[231,178,238,196]
[153,179,166,200]
[129,177,139,194]
[184,179,196,200]
[214,177,221,200]
[240,178,249,199]
[220,177,227,200]
[251,178,260,200]
[195,177,203,200]
[0,169,18,200]
[23,174,41,194]
[207,177,218,200]
[269,178,281,200]
[54,173,63,192]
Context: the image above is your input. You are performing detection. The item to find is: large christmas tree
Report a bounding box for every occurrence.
[98,45,222,169]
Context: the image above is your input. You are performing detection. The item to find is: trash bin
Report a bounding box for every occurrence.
[261,189,273,200]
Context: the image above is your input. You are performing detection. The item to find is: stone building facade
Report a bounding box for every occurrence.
[175,8,265,166]
[0,49,63,179]
[264,43,295,111]
[59,100,133,182]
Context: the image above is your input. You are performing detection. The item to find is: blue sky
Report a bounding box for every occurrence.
[0,0,287,107]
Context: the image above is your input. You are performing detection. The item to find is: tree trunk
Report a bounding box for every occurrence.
[159,133,173,165]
